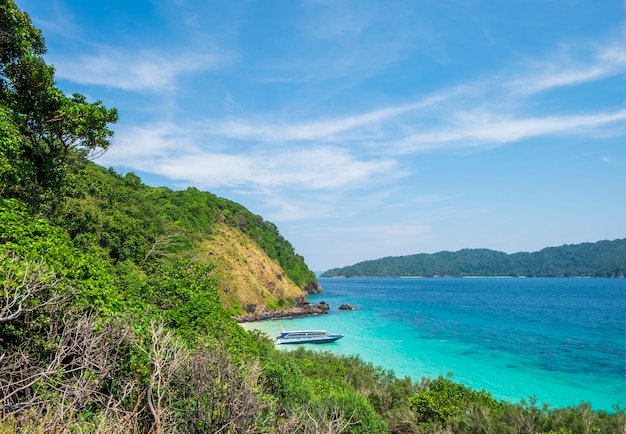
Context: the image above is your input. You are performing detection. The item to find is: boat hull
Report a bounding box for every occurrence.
[275,335,343,345]
[274,330,344,345]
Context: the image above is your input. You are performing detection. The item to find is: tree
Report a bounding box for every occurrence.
[0,0,46,77]
[0,0,118,213]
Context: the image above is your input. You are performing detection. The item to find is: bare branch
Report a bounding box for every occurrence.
[141,321,188,434]
[143,233,180,263]
[0,312,134,423]
[0,253,62,324]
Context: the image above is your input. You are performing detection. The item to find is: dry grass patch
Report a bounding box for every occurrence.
[197,224,304,312]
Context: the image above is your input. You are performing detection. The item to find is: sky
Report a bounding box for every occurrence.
[16,0,626,271]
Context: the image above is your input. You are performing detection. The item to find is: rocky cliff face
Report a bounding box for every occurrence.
[303,280,323,295]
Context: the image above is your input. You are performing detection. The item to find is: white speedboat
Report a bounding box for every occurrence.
[275,329,343,345]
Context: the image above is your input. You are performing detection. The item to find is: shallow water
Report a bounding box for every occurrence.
[242,277,626,411]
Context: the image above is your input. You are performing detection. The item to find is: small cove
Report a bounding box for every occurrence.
[242,277,626,411]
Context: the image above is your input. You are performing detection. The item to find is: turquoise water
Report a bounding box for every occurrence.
[242,277,626,411]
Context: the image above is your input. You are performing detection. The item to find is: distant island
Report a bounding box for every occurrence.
[321,239,626,278]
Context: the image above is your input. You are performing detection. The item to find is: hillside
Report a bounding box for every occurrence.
[52,162,318,314]
[321,240,626,278]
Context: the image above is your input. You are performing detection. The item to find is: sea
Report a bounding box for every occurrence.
[241,277,626,411]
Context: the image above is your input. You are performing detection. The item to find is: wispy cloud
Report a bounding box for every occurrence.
[370,43,626,154]
[101,124,399,191]
[392,108,626,154]
[52,46,234,92]
[194,39,626,155]
[203,95,448,143]
[506,43,626,95]
[259,195,336,222]
[99,35,626,202]
[158,148,397,190]
[93,20,626,229]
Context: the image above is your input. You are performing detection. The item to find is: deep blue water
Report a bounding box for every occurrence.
[243,277,626,411]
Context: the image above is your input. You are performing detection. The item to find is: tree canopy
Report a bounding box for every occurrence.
[0,0,117,213]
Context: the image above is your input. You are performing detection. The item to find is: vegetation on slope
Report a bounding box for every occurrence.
[2,2,625,432]
[321,241,626,278]
[52,162,316,312]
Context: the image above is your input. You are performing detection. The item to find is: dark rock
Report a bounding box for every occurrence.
[303,281,323,295]
[339,303,357,310]
[234,301,331,322]
[295,296,310,307]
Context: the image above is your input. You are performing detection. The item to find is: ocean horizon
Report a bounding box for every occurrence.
[241,277,626,412]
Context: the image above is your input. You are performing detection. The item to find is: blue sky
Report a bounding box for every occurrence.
[17,0,626,271]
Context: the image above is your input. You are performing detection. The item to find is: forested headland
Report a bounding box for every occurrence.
[1,2,625,432]
[321,241,626,278]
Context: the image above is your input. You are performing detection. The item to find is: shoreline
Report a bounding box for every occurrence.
[234,301,330,323]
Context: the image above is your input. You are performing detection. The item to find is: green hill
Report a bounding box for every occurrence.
[53,162,318,314]
[321,240,626,278]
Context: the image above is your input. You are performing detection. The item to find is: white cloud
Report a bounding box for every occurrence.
[393,108,626,154]
[363,41,626,154]
[100,123,196,161]
[507,43,626,95]
[202,38,626,156]
[100,37,626,198]
[101,124,399,192]
[203,96,446,143]
[157,147,398,191]
[97,28,626,228]
[53,47,233,92]
[259,195,337,222]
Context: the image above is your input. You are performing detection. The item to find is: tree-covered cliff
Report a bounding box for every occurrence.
[321,240,626,278]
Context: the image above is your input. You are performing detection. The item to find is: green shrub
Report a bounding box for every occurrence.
[261,351,312,411]
[314,385,388,433]
[409,375,501,425]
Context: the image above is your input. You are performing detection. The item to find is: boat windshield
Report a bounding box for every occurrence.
[282,330,328,338]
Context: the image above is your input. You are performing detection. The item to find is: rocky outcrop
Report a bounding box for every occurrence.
[339,303,357,310]
[303,280,323,295]
[235,300,330,322]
